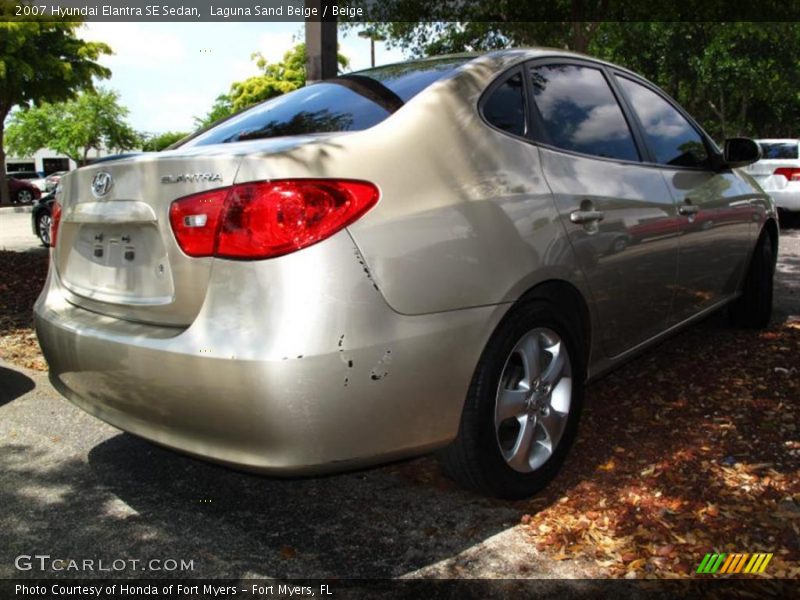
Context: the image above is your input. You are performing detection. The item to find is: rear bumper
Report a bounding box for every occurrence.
[35,233,506,474]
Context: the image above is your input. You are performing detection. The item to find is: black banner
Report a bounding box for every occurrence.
[4,0,800,23]
[2,578,796,600]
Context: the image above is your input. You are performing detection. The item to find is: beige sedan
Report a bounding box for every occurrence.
[35,50,776,498]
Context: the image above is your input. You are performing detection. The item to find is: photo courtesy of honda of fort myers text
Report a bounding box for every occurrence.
[1,0,799,599]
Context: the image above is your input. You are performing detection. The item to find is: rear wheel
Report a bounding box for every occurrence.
[729,232,774,328]
[37,211,52,246]
[16,189,33,204]
[439,300,584,499]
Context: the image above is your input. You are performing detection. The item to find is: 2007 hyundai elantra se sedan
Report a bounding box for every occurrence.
[35,49,777,498]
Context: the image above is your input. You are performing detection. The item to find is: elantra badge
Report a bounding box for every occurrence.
[91,172,113,197]
[161,173,223,184]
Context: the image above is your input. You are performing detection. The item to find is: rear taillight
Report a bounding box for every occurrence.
[774,167,800,181]
[169,179,379,260]
[168,188,228,257]
[50,201,62,248]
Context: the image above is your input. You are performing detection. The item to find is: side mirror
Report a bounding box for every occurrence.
[723,137,761,168]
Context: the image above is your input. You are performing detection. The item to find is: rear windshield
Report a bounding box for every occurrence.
[759,142,798,159]
[183,57,468,147]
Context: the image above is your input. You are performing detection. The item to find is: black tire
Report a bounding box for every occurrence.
[778,209,800,229]
[611,236,628,254]
[729,231,774,329]
[36,211,52,247]
[438,299,585,499]
[16,189,33,204]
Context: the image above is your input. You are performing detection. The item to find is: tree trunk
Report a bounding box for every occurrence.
[569,0,606,53]
[708,92,727,140]
[571,22,587,53]
[739,97,748,137]
[0,110,10,206]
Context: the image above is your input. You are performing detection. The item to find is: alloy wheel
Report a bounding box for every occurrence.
[494,327,573,473]
[38,214,52,246]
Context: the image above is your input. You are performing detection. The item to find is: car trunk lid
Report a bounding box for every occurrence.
[53,136,354,326]
[54,153,245,327]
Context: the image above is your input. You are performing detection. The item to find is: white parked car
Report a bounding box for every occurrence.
[745,139,800,215]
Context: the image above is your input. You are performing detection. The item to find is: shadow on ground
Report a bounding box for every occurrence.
[0,434,523,579]
[0,367,34,407]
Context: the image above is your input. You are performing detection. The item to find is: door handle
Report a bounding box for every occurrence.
[678,204,700,216]
[570,209,605,224]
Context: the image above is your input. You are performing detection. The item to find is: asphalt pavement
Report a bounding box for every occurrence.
[0,205,43,254]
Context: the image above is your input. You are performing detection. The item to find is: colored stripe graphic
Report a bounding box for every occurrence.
[699,553,774,574]
[720,554,749,573]
[697,553,727,573]
[733,554,749,573]
[719,554,736,573]
[755,553,773,573]
[696,554,712,573]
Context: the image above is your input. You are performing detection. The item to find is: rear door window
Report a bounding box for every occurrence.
[616,76,710,169]
[482,72,526,137]
[529,64,640,162]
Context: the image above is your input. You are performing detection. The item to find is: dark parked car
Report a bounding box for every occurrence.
[45,170,68,192]
[7,170,47,191]
[31,192,55,246]
[5,175,42,204]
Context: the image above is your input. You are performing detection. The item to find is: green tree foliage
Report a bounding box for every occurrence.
[194,93,235,129]
[350,1,621,55]
[351,7,800,141]
[141,130,190,152]
[0,14,111,202]
[6,89,139,165]
[593,22,800,139]
[196,43,349,128]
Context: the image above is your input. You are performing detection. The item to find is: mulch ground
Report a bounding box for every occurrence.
[0,250,48,370]
[2,249,798,579]
[520,317,800,579]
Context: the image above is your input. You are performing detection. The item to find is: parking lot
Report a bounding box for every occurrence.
[0,207,42,254]
[1,210,798,580]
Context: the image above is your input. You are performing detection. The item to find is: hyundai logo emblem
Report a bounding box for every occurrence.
[91,172,113,197]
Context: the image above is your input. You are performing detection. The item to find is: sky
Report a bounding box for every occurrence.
[80,22,406,135]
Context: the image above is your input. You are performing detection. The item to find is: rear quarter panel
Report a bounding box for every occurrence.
[235,56,591,318]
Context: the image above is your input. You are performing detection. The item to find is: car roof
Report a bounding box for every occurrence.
[352,48,647,83]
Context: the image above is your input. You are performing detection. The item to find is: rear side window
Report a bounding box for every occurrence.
[759,142,798,159]
[483,72,526,137]
[616,76,710,168]
[184,58,467,147]
[529,64,639,162]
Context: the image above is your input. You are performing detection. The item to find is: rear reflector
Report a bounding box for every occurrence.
[51,201,62,248]
[169,179,379,260]
[774,167,800,181]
